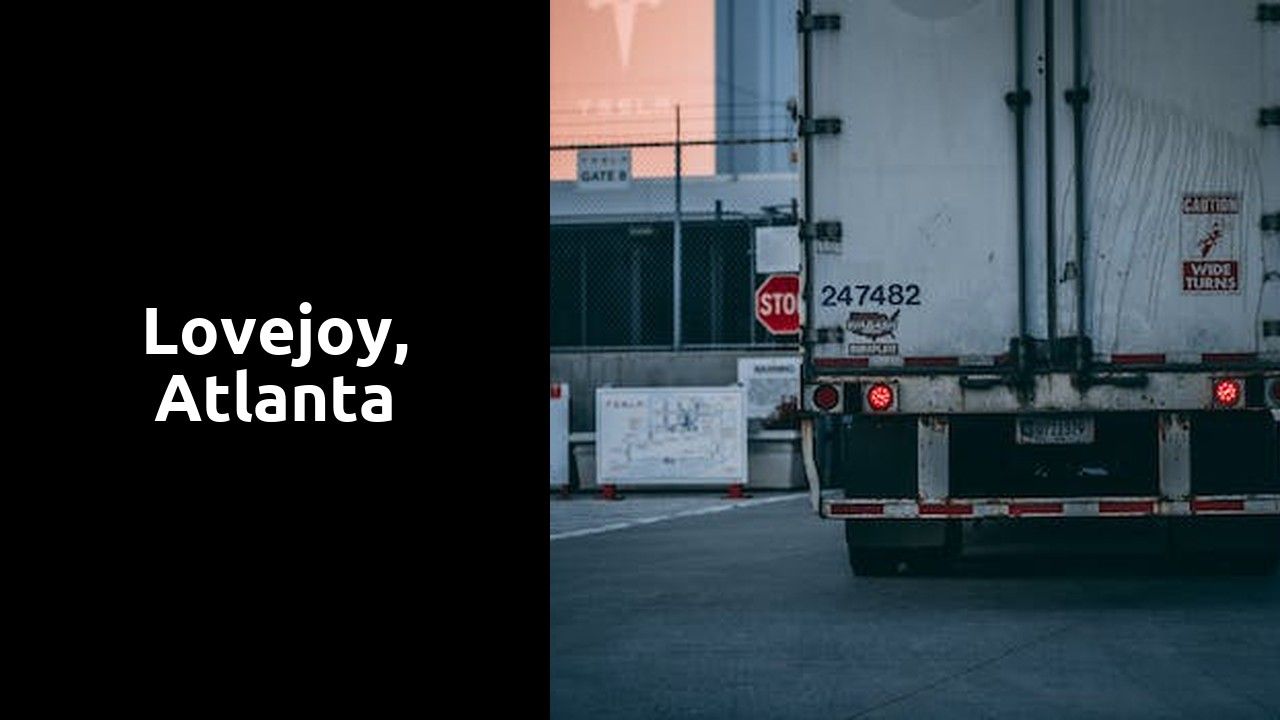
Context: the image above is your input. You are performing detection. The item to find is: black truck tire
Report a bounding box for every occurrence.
[1167,517,1280,575]
[846,547,902,576]
[845,520,962,577]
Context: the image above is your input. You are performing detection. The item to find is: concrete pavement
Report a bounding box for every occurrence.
[550,493,1280,719]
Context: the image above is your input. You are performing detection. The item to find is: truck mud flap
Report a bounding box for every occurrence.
[840,416,917,499]
[1190,412,1280,495]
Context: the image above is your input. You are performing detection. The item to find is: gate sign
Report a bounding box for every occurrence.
[1181,192,1240,294]
[577,148,631,189]
[755,273,800,335]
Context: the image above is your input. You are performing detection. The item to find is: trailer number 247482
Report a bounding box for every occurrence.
[820,284,921,307]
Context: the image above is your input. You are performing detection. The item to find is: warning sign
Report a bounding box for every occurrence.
[1182,261,1239,293]
[1180,193,1240,295]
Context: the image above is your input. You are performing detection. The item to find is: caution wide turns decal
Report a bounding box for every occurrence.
[1180,193,1240,294]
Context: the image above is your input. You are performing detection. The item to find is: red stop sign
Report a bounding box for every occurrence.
[755,273,800,335]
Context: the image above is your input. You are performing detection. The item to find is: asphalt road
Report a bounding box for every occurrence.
[550,493,1280,719]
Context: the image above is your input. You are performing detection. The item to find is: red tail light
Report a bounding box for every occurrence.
[1212,378,1241,408]
[866,382,895,412]
[813,384,840,411]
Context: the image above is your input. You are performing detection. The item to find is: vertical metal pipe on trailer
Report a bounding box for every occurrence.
[1043,0,1058,352]
[799,0,814,377]
[1069,0,1089,376]
[1010,0,1031,376]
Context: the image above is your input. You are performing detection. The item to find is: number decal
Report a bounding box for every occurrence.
[819,283,923,307]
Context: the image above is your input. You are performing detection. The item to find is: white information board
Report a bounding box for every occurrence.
[737,356,802,420]
[754,225,800,273]
[596,386,747,486]
[550,383,570,488]
[576,148,631,189]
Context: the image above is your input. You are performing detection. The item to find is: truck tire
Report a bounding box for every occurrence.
[844,521,961,576]
[1167,517,1280,575]
[846,547,902,576]
[1241,552,1280,575]
[1170,550,1280,576]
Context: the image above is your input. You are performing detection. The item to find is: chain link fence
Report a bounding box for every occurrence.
[550,136,800,352]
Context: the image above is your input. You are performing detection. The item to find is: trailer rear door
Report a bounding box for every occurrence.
[802,0,1280,371]
[1061,0,1279,361]
[803,0,1023,369]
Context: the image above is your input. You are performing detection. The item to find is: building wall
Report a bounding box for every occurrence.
[715,0,798,175]
[549,172,797,220]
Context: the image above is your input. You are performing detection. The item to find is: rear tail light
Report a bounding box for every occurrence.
[865,382,896,412]
[812,384,840,412]
[1212,377,1242,408]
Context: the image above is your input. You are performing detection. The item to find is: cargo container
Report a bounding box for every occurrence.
[796,0,1280,574]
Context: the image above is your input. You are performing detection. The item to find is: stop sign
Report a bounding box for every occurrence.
[755,273,800,335]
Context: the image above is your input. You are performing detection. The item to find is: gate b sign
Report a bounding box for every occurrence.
[755,273,800,335]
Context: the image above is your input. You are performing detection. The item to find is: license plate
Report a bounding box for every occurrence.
[1015,415,1095,445]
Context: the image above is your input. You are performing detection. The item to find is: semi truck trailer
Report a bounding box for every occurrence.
[796,0,1280,574]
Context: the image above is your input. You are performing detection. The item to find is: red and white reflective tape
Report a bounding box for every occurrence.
[904,356,960,368]
[814,357,869,369]
[825,495,1280,519]
[824,351,993,363]
[818,352,1265,369]
[1109,353,1166,366]
[1102,352,1258,366]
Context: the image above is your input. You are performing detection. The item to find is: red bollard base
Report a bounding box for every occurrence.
[599,484,623,501]
[724,483,751,499]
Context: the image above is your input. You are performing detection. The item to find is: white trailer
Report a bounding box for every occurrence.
[796,0,1280,574]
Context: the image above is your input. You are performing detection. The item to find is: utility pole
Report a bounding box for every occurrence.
[673,104,683,349]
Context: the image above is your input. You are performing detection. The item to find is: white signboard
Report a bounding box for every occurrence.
[737,356,802,420]
[550,383,570,488]
[596,386,747,486]
[577,148,631,189]
[754,225,800,273]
